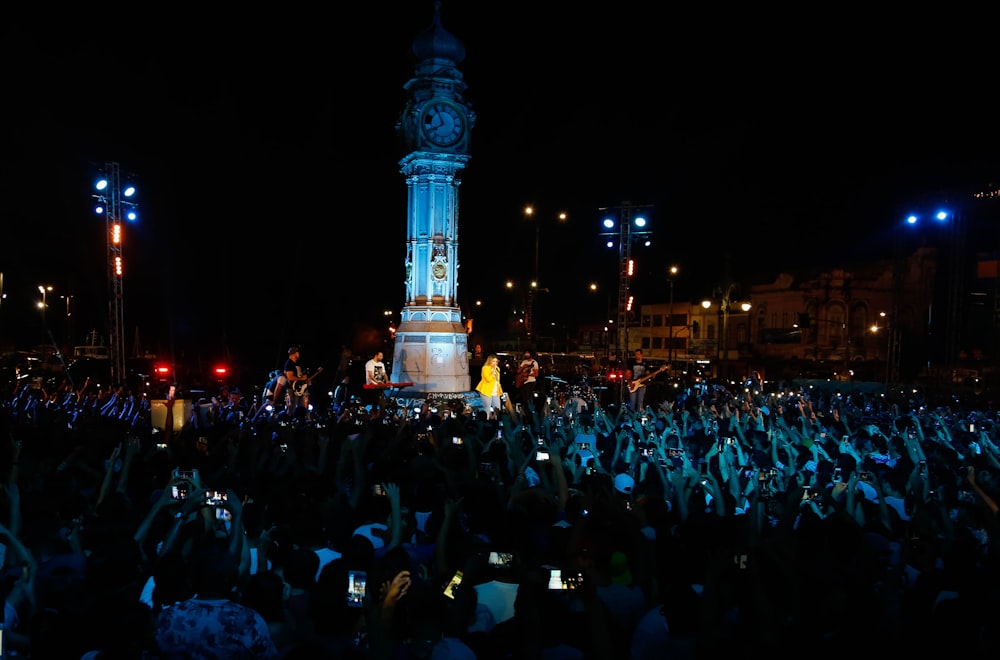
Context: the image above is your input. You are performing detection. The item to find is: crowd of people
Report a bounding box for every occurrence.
[0,362,998,658]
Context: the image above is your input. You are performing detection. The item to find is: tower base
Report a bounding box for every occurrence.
[390,305,471,393]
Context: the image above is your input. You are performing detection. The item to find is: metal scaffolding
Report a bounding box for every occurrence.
[93,162,136,386]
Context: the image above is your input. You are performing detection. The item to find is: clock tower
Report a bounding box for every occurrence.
[391,2,475,394]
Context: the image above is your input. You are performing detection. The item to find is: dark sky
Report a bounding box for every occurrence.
[2,4,998,382]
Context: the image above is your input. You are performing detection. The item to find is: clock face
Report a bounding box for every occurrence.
[422,102,465,147]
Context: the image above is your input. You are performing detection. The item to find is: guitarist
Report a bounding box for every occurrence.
[626,349,648,412]
[516,351,540,428]
[284,346,311,414]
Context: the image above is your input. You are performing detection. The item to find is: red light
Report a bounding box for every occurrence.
[213,366,228,381]
[153,365,172,382]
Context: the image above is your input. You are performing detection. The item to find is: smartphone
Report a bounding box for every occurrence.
[488,551,513,568]
[970,423,976,433]
[155,442,169,450]
[170,482,189,500]
[215,507,232,521]
[833,467,843,483]
[919,460,927,476]
[547,568,563,590]
[372,483,386,497]
[536,450,550,462]
[496,428,503,440]
[452,437,464,445]
[173,468,197,482]
[204,490,227,506]
[443,570,463,599]
[168,385,176,399]
[347,570,367,608]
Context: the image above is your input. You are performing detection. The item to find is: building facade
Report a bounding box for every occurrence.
[624,247,940,383]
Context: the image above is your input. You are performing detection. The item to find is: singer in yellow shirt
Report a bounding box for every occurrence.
[475,354,504,420]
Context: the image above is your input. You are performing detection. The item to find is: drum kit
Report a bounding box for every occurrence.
[544,375,602,410]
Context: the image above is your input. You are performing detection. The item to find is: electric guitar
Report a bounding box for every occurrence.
[515,361,536,389]
[628,365,668,393]
[292,367,323,396]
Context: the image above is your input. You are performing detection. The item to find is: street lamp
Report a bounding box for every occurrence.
[667,265,678,369]
[870,311,890,388]
[61,294,74,349]
[37,284,53,328]
[523,205,567,339]
[702,283,751,379]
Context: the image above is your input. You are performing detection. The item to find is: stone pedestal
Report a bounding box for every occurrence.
[390,305,471,393]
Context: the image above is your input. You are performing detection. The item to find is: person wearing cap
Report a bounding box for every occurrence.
[515,350,539,427]
[626,349,648,412]
[284,347,310,413]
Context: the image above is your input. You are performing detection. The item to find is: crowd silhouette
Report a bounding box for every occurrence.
[0,372,997,658]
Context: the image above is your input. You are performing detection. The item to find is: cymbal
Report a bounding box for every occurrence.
[545,376,566,383]
[592,386,608,390]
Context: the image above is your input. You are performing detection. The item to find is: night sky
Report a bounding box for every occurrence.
[2,4,998,385]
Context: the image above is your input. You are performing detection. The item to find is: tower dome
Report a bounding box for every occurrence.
[411,1,466,82]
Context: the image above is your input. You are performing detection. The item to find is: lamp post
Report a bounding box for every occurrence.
[667,265,678,370]
[871,311,890,388]
[523,205,567,340]
[37,284,53,329]
[61,294,73,350]
[702,283,750,380]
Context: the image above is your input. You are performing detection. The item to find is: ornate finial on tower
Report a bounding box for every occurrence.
[412,0,466,80]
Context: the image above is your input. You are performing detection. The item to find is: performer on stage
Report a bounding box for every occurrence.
[364,350,390,409]
[475,354,505,420]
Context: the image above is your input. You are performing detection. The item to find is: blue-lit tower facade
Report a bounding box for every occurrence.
[391,5,475,393]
